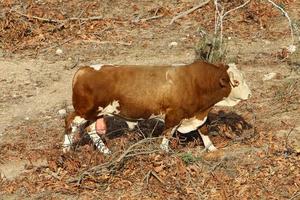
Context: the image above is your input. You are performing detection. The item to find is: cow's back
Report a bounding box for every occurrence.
[72,65,175,120]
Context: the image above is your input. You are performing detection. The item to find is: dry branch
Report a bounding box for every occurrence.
[223,0,250,18]
[11,10,103,24]
[79,40,132,46]
[266,0,294,44]
[143,170,165,185]
[170,0,211,25]
[11,10,62,23]
[69,137,163,184]
[140,14,164,22]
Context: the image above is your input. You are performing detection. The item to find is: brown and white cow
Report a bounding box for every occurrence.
[63,61,251,154]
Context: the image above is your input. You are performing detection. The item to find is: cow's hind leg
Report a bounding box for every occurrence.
[86,119,111,154]
[63,113,87,153]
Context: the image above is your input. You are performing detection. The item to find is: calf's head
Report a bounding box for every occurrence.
[216,63,251,106]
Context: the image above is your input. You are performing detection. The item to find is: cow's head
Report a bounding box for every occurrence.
[216,63,251,106]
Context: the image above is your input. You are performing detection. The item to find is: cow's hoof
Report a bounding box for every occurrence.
[160,143,170,153]
[102,147,111,155]
[62,146,71,153]
[160,137,170,152]
[207,144,217,152]
[97,145,111,155]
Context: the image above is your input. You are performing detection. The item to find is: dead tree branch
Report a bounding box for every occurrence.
[266,0,294,44]
[170,0,211,25]
[70,137,163,184]
[11,10,62,23]
[11,9,103,24]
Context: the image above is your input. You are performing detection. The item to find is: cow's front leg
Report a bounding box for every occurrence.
[63,115,87,153]
[86,118,111,154]
[198,125,217,152]
[160,126,178,152]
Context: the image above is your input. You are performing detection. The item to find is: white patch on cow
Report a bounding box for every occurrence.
[126,121,138,130]
[198,130,217,151]
[177,116,207,134]
[215,63,251,107]
[149,113,165,122]
[90,64,104,70]
[87,122,111,154]
[98,100,120,116]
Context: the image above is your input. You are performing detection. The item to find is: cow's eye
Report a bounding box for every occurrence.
[234,80,239,86]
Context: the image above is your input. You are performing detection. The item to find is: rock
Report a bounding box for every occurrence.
[56,48,63,55]
[287,45,296,53]
[67,105,74,111]
[262,72,277,81]
[168,41,178,48]
[58,109,67,118]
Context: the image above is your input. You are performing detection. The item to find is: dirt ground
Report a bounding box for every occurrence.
[0,0,300,199]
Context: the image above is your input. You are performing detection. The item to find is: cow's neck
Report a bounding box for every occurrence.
[194,65,231,109]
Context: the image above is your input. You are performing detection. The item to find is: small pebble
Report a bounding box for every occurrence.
[263,72,277,81]
[56,48,63,55]
[168,41,178,48]
[58,109,67,118]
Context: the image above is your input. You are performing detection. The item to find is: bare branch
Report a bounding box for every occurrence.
[140,14,164,22]
[11,10,62,23]
[266,0,294,44]
[11,9,103,24]
[223,0,251,18]
[170,0,211,25]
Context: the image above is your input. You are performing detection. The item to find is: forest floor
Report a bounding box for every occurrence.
[0,0,299,199]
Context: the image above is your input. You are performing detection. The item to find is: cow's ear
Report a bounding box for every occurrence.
[219,77,228,87]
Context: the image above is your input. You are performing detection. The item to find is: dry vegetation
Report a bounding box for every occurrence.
[0,0,300,199]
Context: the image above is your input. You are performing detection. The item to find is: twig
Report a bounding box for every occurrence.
[209,158,224,173]
[223,0,251,18]
[70,57,80,69]
[150,171,165,184]
[285,126,295,154]
[266,0,294,44]
[170,0,211,25]
[143,170,164,185]
[12,10,62,23]
[115,137,161,163]
[11,9,103,23]
[69,137,161,184]
[126,150,159,157]
[68,16,103,22]
[140,14,164,22]
[290,191,300,200]
[83,137,162,174]
[79,40,132,46]
[143,170,151,184]
[41,37,75,53]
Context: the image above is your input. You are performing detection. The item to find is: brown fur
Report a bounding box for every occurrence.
[67,60,231,137]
